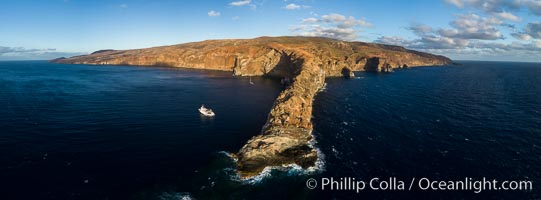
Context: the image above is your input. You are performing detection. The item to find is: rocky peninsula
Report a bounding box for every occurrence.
[52,36,452,178]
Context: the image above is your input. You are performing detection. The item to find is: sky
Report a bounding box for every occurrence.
[1,0,541,61]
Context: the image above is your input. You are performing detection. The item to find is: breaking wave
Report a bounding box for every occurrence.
[221,134,326,185]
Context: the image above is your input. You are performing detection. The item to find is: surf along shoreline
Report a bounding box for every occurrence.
[51,36,453,179]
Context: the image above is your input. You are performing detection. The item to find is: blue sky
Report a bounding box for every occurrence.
[1,0,541,61]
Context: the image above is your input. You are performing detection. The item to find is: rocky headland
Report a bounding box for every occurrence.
[52,36,452,178]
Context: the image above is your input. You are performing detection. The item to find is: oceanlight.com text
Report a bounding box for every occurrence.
[306,177,533,193]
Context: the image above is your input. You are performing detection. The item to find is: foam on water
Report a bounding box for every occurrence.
[218,151,238,162]
[319,83,328,92]
[223,132,326,184]
[157,192,193,200]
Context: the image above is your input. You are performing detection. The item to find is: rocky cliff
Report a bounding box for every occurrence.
[52,36,452,178]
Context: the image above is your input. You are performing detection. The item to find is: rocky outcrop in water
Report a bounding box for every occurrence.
[235,53,326,177]
[52,36,452,178]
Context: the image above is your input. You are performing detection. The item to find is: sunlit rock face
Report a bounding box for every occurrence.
[53,36,452,178]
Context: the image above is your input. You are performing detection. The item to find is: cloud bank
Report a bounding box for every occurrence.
[0,46,82,60]
[291,13,372,41]
[373,0,541,61]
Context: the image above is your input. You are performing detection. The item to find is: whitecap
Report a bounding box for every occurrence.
[157,192,193,200]
[331,146,339,157]
[217,151,238,162]
[319,83,327,92]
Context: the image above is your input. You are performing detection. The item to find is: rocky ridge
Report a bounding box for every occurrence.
[52,36,452,178]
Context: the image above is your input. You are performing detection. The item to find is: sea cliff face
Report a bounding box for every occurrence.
[52,36,452,178]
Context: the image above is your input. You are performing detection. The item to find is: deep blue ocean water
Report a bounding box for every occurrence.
[0,61,540,199]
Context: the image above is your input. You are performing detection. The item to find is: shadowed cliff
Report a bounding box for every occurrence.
[52,36,452,178]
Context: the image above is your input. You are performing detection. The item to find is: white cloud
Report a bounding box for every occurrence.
[283,3,309,10]
[208,10,221,17]
[444,0,541,17]
[291,13,372,41]
[512,22,541,40]
[374,15,541,61]
[374,0,541,60]
[511,33,533,40]
[375,33,541,61]
[408,24,434,36]
[319,13,372,28]
[534,40,541,48]
[229,0,251,6]
[374,36,413,46]
[293,25,359,41]
[442,0,528,24]
[0,46,55,55]
[375,13,508,51]
[440,14,504,40]
[494,11,521,21]
[284,3,301,10]
[120,3,128,8]
[0,46,82,60]
[228,0,258,10]
[302,18,318,23]
[444,0,521,12]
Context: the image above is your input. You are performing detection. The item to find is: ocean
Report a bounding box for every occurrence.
[0,61,539,199]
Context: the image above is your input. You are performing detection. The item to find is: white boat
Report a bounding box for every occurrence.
[198,105,215,117]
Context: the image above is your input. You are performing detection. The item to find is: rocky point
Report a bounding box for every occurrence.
[52,36,452,178]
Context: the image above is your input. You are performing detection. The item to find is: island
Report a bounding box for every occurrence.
[52,36,452,178]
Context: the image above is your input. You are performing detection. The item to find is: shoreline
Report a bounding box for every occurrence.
[50,36,452,179]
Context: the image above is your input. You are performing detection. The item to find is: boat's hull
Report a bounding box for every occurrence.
[198,109,215,117]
